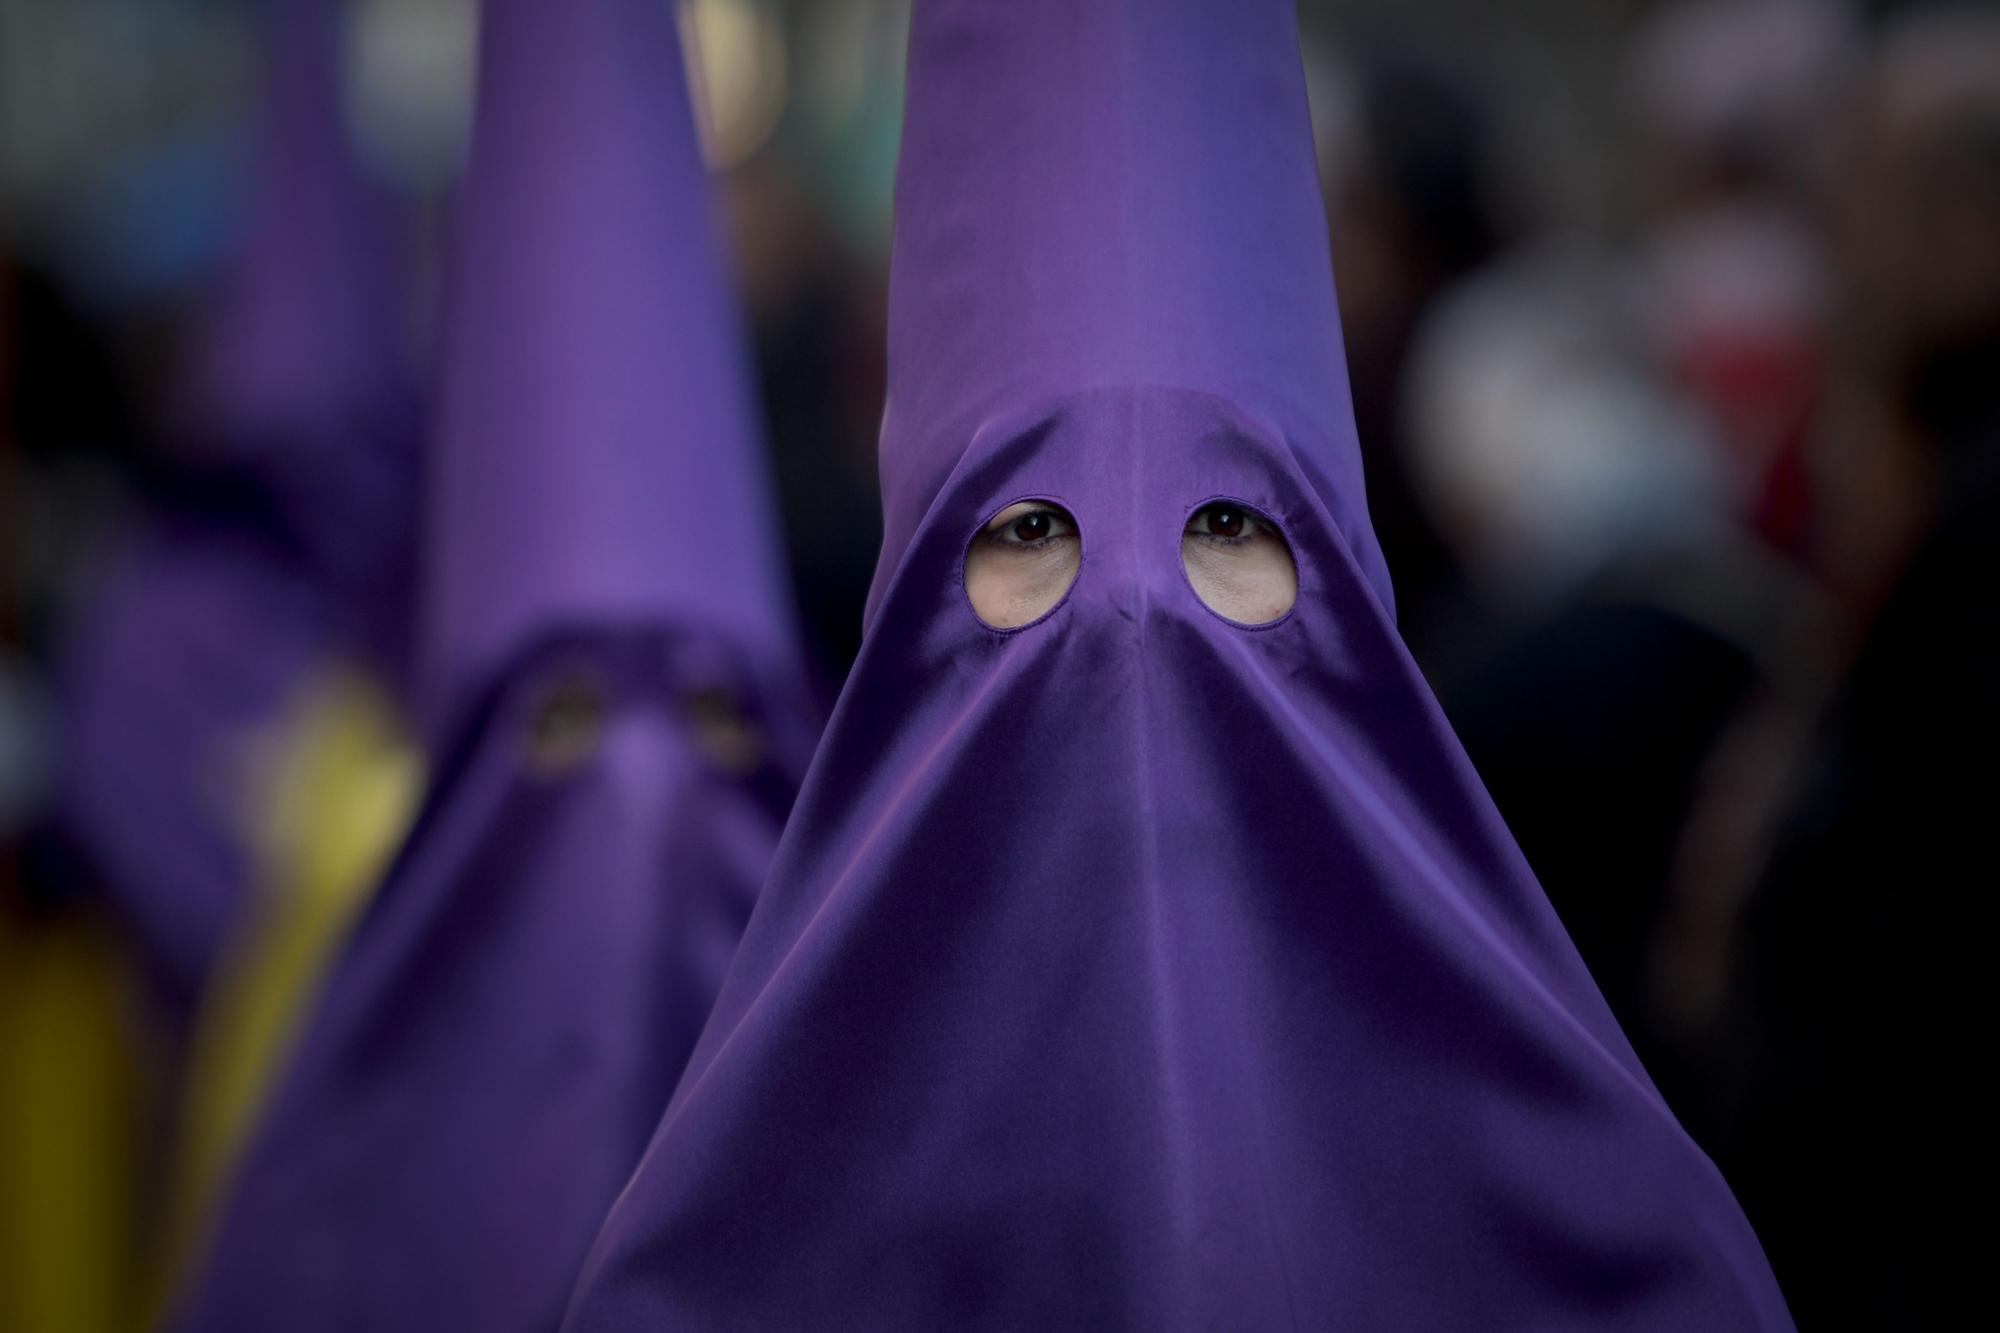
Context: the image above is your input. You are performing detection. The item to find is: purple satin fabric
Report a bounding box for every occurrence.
[185,0,417,650]
[183,0,408,470]
[564,2,1792,1328]
[174,633,805,1331]
[418,0,797,736]
[54,0,412,1013]
[57,522,330,1013]
[172,0,813,1327]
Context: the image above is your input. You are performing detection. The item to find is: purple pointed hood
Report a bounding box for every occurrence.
[866,0,1392,625]
[184,0,407,456]
[57,0,412,1011]
[174,0,417,659]
[421,0,797,734]
[172,3,814,1329]
[564,2,1792,1328]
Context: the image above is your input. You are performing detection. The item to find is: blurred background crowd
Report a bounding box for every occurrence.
[2,0,1993,1328]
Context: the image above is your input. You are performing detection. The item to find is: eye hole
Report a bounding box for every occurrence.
[965,500,1082,629]
[1181,501,1297,625]
[685,688,764,775]
[524,668,609,777]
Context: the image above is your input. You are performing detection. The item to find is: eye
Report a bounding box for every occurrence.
[684,688,764,775]
[1181,501,1297,625]
[965,500,1082,629]
[1184,503,1256,543]
[524,667,609,777]
[983,502,1077,548]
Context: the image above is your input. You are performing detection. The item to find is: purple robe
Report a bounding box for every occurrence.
[171,0,813,1327]
[55,0,413,1015]
[563,2,1793,1327]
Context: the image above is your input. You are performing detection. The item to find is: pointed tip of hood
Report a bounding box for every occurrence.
[183,0,409,453]
[419,0,798,730]
[872,0,1386,611]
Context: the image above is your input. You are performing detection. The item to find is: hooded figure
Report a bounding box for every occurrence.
[563,2,1792,1327]
[56,0,416,1017]
[169,0,815,1328]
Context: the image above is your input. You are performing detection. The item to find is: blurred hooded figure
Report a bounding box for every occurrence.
[1677,6,2000,1322]
[52,0,419,1023]
[562,2,1790,1327]
[1314,50,1511,657]
[1402,245,1815,1069]
[1630,0,1857,559]
[168,0,816,1328]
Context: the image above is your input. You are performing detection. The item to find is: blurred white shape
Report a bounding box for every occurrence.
[1298,36,1361,191]
[1647,204,1827,344]
[350,0,478,190]
[1633,0,1858,160]
[1404,242,1723,605]
[679,0,788,172]
[797,0,904,134]
[791,0,906,253]
[1642,201,1827,503]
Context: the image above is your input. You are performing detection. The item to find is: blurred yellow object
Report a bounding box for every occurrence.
[0,909,145,1333]
[147,666,421,1323]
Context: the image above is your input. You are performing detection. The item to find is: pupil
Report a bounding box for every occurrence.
[1210,508,1243,537]
[1014,512,1049,541]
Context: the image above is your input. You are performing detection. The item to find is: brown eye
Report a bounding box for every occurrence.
[1011,510,1052,542]
[1187,503,1257,542]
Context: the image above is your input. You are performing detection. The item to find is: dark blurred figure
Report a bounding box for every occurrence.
[1664,6,2000,1322]
[3,238,158,1333]
[5,5,421,1322]
[1633,0,1854,560]
[48,0,419,1027]
[2,260,150,670]
[1408,0,1849,1098]
[1320,53,1510,657]
[1407,242,1810,1064]
[727,160,886,688]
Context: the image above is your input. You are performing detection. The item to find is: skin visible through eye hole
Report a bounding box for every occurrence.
[964,500,1082,628]
[1181,502,1297,625]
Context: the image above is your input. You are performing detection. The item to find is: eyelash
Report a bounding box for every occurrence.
[981,507,1076,551]
[987,531,1070,552]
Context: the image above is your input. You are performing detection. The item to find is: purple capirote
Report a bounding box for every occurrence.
[55,0,414,1015]
[562,1,1794,1328]
[171,0,815,1328]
